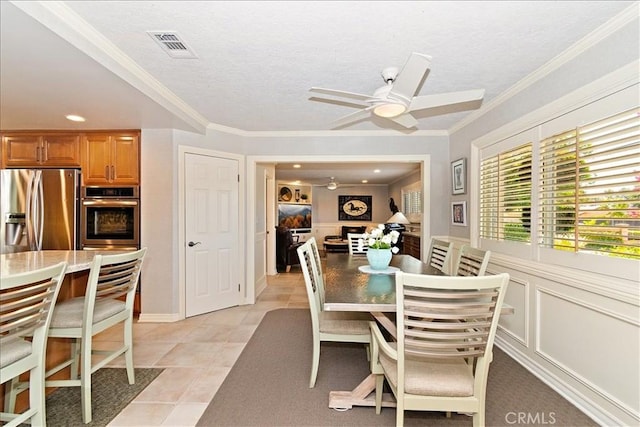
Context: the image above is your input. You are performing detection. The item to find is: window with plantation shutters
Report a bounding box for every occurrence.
[539,107,640,260]
[480,144,533,243]
[403,190,422,215]
[401,184,422,223]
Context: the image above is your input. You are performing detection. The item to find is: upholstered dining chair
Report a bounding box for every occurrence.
[454,245,491,277]
[426,238,454,274]
[43,248,146,423]
[297,241,371,388]
[1,262,67,427]
[347,233,368,255]
[369,271,510,426]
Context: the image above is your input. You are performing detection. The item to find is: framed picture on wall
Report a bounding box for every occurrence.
[338,195,372,221]
[451,158,466,195]
[451,201,467,226]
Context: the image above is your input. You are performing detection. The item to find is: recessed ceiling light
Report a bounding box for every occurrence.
[362,180,368,183]
[373,169,381,173]
[293,164,301,168]
[65,114,86,122]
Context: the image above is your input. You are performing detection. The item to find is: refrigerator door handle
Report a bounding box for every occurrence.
[25,171,36,250]
[34,170,44,250]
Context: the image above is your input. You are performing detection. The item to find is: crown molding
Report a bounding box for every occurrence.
[12,1,210,134]
[449,2,640,134]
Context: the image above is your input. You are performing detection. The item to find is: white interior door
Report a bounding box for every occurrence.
[185,153,240,317]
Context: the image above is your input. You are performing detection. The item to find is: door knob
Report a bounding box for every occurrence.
[188,241,201,247]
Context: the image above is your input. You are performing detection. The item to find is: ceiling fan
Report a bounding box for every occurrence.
[310,177,357,190]
[309,52,485,129]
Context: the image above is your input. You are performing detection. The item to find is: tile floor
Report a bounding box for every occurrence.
[98,268,308,426]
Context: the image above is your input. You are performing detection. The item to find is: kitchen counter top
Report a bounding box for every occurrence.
[1,250,128,276]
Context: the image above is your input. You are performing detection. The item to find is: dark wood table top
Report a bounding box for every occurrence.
[323,253,443,312]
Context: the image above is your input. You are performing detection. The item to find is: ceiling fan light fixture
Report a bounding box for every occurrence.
[327,177,338,190]
[373,102,407,118]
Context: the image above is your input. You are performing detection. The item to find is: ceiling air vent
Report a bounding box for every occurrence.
[147,31,198,59]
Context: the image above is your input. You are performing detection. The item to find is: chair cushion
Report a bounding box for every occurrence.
[379,345,474,397]
[319,312,370,335]
[0,339,32,369]
[50,297,126,329]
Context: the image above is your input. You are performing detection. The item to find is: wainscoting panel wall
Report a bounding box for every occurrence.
[484,248,640,427]
[491,271,529,348]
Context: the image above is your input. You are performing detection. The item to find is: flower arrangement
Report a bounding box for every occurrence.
[358,224,400,253]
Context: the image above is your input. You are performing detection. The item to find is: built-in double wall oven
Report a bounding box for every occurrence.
[81,186,140,250]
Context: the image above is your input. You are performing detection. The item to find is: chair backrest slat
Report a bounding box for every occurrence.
[307,237,326,306]
[95,256,143,300]
[396,272,509,362]
[0,263,66,347]
[454,245,491,277]
[427,238,453,273]
[297,241,323,327]
[347,233,368,255]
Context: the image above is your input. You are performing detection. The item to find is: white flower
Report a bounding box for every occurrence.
[360,224,402,251]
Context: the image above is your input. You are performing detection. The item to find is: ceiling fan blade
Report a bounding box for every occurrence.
[409,89,485,112]
[330,106,374,128]
[388,53,432,104]
[309,87,372,102]
[389,113,418,129]
[309,96,369,109]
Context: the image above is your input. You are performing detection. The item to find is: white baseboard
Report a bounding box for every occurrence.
[137,312,182,323]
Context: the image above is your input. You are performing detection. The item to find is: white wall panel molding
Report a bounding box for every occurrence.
[490,253,639,306]
[490,271,529,348]
[535,287,640,422]
[496,339,629,427]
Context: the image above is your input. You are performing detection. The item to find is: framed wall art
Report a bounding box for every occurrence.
[338,195,372,221]
[451,158,466,195]
[451,201,467,226]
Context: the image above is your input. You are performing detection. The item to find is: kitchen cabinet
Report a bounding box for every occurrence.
[1,132,81,168]
[402,233,421,259]
[81,131,140,185]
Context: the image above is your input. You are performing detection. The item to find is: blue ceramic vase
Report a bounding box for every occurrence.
[366,248,392,270]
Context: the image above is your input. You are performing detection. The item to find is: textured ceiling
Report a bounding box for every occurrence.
[0,1,635,134]
[1,1,635,185]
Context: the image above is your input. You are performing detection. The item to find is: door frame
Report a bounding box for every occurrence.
[178,145,246,320]
[246,154,430,303]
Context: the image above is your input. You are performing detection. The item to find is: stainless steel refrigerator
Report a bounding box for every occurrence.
[1,168,81,254]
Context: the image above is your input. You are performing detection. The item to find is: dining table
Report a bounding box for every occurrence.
[321,252,514,410]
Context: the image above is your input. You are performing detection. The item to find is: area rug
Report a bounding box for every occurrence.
[45,367,163,426]
[197,308,596,426]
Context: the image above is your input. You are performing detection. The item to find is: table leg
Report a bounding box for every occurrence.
[371,311,396,339]
[328,311,397,410]
[329,373,396,409]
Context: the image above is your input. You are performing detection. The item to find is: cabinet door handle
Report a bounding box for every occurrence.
[111,165,115,181]
[105,165,110,181]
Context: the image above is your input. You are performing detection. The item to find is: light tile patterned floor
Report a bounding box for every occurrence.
[99,268,307,426]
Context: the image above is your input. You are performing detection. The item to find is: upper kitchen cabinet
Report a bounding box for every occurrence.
[81,131,140,185]
[1,132,81,168]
